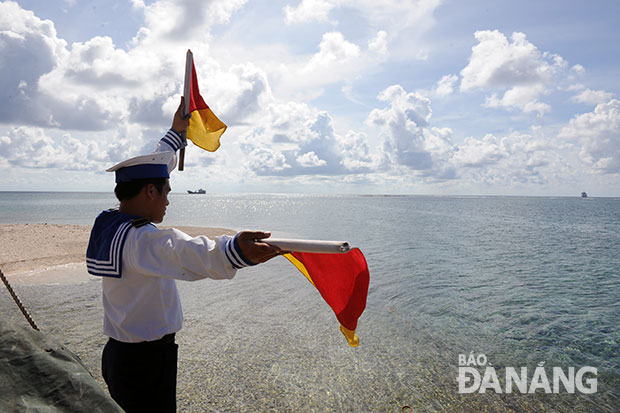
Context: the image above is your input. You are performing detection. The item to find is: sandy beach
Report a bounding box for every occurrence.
[0,223,236,277]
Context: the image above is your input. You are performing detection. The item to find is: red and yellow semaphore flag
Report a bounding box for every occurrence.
[283,249,370,347]
[185,55,227,152]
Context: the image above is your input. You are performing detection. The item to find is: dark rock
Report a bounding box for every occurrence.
[0,319,122,412]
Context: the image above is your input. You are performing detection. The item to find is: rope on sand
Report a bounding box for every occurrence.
[0,269,39,331]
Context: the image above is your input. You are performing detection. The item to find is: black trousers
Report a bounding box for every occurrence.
[102,334,178,413]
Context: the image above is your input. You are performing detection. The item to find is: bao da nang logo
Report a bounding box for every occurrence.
[457,353,597,394]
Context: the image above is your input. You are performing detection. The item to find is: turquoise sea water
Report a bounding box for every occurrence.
[1,192,619,412]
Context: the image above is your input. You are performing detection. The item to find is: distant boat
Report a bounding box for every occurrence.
[581,192,588,198]
[187,188,206,194]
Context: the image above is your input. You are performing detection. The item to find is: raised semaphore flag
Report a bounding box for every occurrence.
[179,50,227,170]
[267,238,370,347]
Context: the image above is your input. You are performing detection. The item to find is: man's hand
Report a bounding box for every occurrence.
[171,97,190,134]
[236,231,286,265]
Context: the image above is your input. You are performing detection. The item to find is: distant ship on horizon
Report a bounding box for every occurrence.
[581,192,588,198]
[187,188,206,194]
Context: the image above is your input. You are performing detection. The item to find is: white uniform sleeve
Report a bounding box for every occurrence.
[123,226,256,281]
[156,129,187,153]
[151,128,187,173]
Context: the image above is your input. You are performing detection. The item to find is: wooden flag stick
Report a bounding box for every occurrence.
[179,49,193,171]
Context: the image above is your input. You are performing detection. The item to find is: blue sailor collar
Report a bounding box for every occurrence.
[86,209,152,278]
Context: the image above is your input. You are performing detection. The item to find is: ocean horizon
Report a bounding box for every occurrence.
[1,191,618,411]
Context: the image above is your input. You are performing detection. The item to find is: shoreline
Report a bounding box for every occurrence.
[0,224,236,277]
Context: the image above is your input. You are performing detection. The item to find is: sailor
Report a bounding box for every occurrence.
[86,98,283,412]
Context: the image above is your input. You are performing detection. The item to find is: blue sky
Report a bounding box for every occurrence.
[1,0,619,196]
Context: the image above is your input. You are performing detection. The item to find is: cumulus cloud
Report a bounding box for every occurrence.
[460,30,566,115]
[305,31,360,72]
[1,1,615,194]
[0,126,107,170]
[435,74,458,96]
[0,0,279,138]
[559,99,620,173]
[284,0,337,24]
[137,0,247,42]
[365,84,574,185]
[452,134,506,168]
[271,30,365,96]
[247,147,291,174]
[571,88,614,106]
[239,100,378,177]
[484,84,551,114]
[571,64,586,75]
[296,151,327,167]
[368,30,388,55]
[281,0,440,73]
[0,1,67,126]
[217,63,272,123]
[267,1,442,103]
[451,129,570,187]
[367,85,455,178]
[284,0,440,30]
[338,131,374,171]
[0,1,173,131]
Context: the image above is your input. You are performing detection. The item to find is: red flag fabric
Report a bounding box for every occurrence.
[283,248,370,346]
[186,61,226,152]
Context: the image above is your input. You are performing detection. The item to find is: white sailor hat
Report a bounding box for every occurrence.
[106,151,177,183]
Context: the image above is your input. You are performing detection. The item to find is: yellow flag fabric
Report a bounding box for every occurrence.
[187,61,226,151]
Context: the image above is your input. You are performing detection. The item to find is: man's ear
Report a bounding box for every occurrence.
[144,183,155,200]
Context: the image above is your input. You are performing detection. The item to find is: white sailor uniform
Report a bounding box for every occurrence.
[86,129,254,412]
[87,211,253,342]
[86,129,254,342]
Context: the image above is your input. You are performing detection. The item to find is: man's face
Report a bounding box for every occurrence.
[149,179,171,223]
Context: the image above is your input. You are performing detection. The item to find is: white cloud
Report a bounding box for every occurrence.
[238,97,381,177]
[240,103,343,176]
[338,131,375,171]
[281,0,441,67]
[484,84,551,114]
[372,84,432,127]
[460,30,566,115]
[435,74,458,96]
[284,0,338,24]
[0,126,107,170]
[236,1,441,103]
[0,1,68,126]
[559,99,620,174]
[216,63,273,123]
[138,0,247,42]
[368,30,388,55]
[571,88,614,106]
[0,1,275,129]
[452,129,570,187]
[365,84,577,186]
[367,85,455,177]
[452,134,506,168]
[247,147,291,173]
[284,0,440,29]
[1,1,618,195]
[415,49,429,61]
[305,31,360,71]
[266,30,364,97]
[296,151,327,167]
[571,64,586,75]
[566,83,585,92]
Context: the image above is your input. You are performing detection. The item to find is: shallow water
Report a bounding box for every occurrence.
[1,192,619,411]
